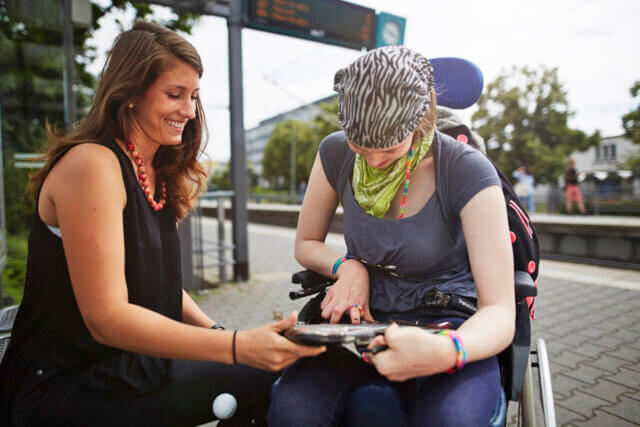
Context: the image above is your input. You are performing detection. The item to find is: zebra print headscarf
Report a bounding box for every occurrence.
[334,46,434,148]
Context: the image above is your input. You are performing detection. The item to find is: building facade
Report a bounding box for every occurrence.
[245,94,337,178]
[567,134,640,203]
[571,134,638,176]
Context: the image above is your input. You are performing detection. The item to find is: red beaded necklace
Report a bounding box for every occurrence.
[126,140,167,211]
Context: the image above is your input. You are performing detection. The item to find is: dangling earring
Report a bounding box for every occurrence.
[128,101,134,109]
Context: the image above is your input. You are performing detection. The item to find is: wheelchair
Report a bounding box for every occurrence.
[288,269,557,427]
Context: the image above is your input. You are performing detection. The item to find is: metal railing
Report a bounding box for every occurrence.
[537,185,640,216]
[190,191,236,289]
[249,192,303,205]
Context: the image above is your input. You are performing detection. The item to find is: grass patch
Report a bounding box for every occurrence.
[2,233,29,304]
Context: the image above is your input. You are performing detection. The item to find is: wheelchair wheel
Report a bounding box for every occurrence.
[517,339,557,427]
[518,355,536,427]
[535,339,556,427]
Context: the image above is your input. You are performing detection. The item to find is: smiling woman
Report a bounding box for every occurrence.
[133,62,200,147]
[0,21,325,427]
[29,20,209,220]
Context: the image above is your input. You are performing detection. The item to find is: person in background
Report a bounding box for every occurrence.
[564,159,587,214]
[0,22,324,427]
[298,179,307,204]
[512,164,535,212]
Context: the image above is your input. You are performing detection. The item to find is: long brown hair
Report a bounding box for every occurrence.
[411,89,438,146]
[30,21,208,221]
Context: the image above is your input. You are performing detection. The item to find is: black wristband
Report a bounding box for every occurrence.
[210,324,225,330]
[232,330,238,365]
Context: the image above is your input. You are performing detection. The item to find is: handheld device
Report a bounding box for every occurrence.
[284,321,452,359]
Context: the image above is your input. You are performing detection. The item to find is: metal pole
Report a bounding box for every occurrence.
[290,120,296,197]
[0,97,5,307]
[227,1,249,281]
[178,214,195,290]
[217,196,227,282]
[62,0,77,132]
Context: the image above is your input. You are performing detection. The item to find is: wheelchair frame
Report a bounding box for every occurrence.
[289,269,556,427]
[0,304,18,363]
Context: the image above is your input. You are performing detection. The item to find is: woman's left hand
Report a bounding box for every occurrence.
[367,324,457,382]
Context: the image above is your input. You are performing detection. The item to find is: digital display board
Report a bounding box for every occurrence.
[246,0,376,50]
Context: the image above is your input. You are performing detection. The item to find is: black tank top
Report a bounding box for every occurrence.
[0,140,183,398]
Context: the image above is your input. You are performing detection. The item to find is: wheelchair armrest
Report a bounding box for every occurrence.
[514,271,537,299]
[292,270,334,290]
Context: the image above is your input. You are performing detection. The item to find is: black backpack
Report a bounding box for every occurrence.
[440,126,540,319]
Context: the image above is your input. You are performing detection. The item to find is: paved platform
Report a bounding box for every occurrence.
[196,219,640,426]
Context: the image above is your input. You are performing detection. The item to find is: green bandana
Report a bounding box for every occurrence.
[352,130,434,218]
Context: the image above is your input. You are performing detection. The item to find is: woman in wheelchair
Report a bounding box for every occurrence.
[0,22,324,427]
[268,47,515,427]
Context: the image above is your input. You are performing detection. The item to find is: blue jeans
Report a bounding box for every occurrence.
[519,195,535,212]
[268,315,501,427]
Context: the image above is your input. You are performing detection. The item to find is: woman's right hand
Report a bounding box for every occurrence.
[320,260,374,324]
[235,312,326,372]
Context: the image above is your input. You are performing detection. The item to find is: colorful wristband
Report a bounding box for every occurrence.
[437,329,467,373]
[331,255,355,278]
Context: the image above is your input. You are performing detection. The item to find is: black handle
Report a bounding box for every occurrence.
[367,345,388,355]
[289,282,332,300]
[292,270,334,289]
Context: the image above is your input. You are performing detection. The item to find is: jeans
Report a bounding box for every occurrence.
[268,315,501,427]
[520,195,535,212]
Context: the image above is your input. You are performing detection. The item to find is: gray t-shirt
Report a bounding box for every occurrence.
[319,129,501,313]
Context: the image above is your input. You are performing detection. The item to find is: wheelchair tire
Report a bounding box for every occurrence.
[518,355,536,427]
[517,340,557,427]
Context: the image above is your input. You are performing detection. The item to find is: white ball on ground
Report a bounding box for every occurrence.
[212,393,237,420]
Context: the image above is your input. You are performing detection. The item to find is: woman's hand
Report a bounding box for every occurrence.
[235,312,326,372]
[320,260,374,324]
[367,324,457,382]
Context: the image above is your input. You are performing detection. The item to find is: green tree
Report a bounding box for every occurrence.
[262,120,318,190]
[625,154,640,175]
[472,66,600,184]
[312,100,341,139]
[1,1,199,234]
[1,2,200,303]
[622,81,640,144]
[208,162,258,190]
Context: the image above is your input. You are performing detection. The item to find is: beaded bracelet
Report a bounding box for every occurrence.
[437,330,467,373]
[331,255,355,278]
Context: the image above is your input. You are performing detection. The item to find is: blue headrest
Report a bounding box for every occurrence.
[430,57,484,109]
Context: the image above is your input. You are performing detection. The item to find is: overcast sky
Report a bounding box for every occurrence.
[88,0,640,161]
